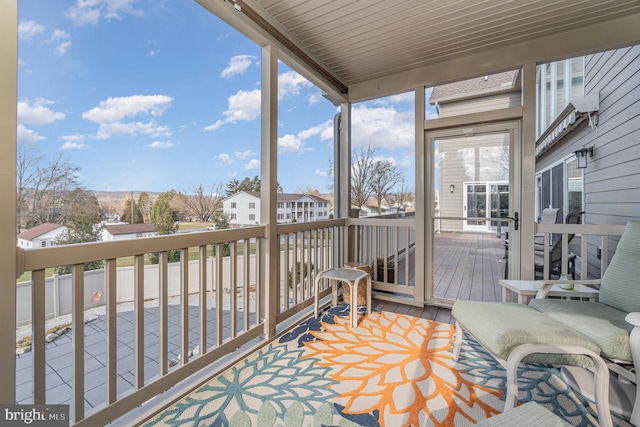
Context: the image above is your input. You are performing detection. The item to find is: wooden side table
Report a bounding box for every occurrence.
[314,267,372,327]
[499,279,599,305]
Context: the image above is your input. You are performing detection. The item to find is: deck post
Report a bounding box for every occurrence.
[261,44,278,338]
[0,0,18,404]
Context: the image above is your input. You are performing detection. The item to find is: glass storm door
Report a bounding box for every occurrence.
[427,121,520,305]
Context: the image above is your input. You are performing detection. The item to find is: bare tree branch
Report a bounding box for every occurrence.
[177,183,224,222]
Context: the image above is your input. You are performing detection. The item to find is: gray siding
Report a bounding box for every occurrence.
[437,92,521,118]
[536,45,640,274]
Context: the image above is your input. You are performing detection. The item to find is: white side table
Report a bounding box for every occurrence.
[314,267,371,327]
[499,279,599,304]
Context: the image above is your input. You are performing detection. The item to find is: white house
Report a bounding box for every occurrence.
[101,223,157,241]
[17,223,67,249]
[223,191,331,227]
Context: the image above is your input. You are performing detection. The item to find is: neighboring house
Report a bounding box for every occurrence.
[359,205,383,217]
[17,223,67,249]
[101,223,157,241]
[429,71,519,232]
[223,191,331,227]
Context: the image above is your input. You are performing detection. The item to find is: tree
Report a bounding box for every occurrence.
[177,183,224,222]
[371,159,402,214]
[212,212,231,256]
[225,176,283,196]
[384,178,413,211]
[121,198,143,224]
[351,146,377,208]
[54,191,104,274]
[150,191,180,263]
[138,192,153,222]
[17,148,81,231]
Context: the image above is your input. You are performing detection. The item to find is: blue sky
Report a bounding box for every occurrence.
[17,0,420,195]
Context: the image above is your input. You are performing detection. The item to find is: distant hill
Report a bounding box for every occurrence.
[92,191,161,212]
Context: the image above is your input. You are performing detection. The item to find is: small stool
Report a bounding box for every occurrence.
[314,267,371,327]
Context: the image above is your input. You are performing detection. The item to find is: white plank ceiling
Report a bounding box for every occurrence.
[255,0,640,85]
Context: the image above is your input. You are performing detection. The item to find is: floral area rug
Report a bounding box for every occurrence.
[144,304,626,427]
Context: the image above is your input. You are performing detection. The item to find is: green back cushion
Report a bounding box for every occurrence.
[599,220,640,313]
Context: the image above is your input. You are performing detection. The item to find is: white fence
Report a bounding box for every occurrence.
[16,254,257,327]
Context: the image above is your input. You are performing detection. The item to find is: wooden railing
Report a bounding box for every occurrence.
[14,220,349,426]
[349,217,416,301]
[275,219,347,323]
[534,223,627,281]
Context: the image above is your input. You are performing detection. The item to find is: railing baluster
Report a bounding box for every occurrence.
[199,245,207,355]
[216,243,223,346]
[601,236,610,273]
[159,251,168,376]
[105,259,117,404]
[292,233,298,304]
[405,227,410,287]
[72,263,85,423]
[244,239,250,332]
[230,241,237,339]
[31,269,46,404]
[282,233,289,311]
[580,235,588,279]
[180,248,189,365]
[134,254,144,389]
[255,238,262,322]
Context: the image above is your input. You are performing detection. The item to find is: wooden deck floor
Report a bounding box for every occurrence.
[382,231,507,320]
[433,231,505,302]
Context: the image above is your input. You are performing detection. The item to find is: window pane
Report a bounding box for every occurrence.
[567,159,583,214]
[552,163,564,218]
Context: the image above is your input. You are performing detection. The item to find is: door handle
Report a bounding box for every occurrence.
[505,212,519,231]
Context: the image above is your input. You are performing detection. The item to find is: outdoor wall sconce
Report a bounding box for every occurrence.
[575,146,594,169]
[450,184,455,193]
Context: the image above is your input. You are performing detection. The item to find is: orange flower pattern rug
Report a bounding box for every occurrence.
[146,304,622,426]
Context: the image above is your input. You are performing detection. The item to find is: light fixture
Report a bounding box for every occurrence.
[574,146,594,169]
[450,184,455,193]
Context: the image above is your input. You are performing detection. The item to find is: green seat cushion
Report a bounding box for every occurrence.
[599,220,640,314]
[475,402,571,427]
[528,299,632,361]
[452,301,600,367]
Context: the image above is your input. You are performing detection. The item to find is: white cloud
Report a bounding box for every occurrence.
[315,168,328,177]
[278,134,306,154]
[307,92,321,105]
[61,134,89,149]
[147,140,174,149]
[278,120,332,154]
[221,54,255,79]
[244,159,260,170]
[234,150,254,160]
[83,95,173,123]
[54,40,73,57]
[204,89,260,131]
[96,121,171,139]
[351,105,413,149]
[204,70,312,131]
[278,70,312,99]
[218,153,233,164]
[18,98,66,125]
[19,21,46,40]
[82,95,173,139]
[147,49,160,57]
[17,124,45,144]
[66,0,143,26]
